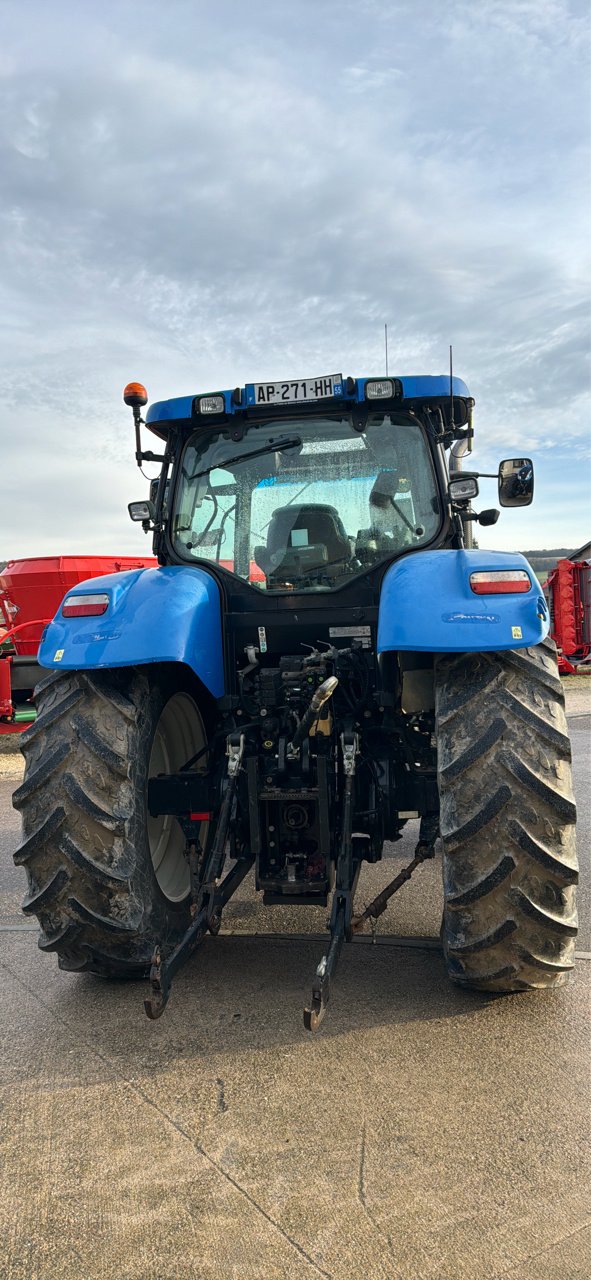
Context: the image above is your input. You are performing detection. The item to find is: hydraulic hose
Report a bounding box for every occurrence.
[289,676,339,752]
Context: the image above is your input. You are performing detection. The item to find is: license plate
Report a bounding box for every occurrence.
[247,374,343,406]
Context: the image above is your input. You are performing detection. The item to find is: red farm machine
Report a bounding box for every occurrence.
[0,556,156,734]
[544,543,591,674]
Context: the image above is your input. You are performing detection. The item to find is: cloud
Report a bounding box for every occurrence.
[0,0,589,557]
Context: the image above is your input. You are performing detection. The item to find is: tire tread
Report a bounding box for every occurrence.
[12,668,197,978]
[435,642,577,992]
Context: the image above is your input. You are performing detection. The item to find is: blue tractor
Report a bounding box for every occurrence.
[13,372,577,1028]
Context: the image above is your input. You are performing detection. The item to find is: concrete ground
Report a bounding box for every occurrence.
[0,681,589,1280]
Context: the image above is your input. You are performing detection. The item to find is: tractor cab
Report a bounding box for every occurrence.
[169,410,442,590]
[135,372,477,592]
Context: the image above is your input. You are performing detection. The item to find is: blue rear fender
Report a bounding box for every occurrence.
[38,566,225,698]
[377,550,549,654]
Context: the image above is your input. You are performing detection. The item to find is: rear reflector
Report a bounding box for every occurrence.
[62,593,109,617]
[470,571,531,594]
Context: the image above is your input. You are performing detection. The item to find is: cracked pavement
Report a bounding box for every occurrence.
[0,683,589,1279]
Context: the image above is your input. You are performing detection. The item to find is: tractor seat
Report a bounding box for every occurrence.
[254,504,351,579]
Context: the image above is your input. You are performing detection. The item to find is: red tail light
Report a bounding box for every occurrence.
[470,571,531,595]
[62,593,109,618]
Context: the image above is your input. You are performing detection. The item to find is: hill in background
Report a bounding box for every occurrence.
[520,548,575,583]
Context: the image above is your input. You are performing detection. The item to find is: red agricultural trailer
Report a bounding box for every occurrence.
[544,547,591,674]
[0,556,156,733]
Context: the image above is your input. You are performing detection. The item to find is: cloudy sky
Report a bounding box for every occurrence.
[1,0,589,560]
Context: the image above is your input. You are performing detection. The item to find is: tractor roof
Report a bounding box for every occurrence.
[145,373,472,436]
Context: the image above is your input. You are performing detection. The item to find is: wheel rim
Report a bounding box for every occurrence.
[147,692,207,903]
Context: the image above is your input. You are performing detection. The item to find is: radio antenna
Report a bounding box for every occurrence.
[449,343,455,432]
[385,323,389,376]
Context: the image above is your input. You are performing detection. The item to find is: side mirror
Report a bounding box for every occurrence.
[498,458,534,507]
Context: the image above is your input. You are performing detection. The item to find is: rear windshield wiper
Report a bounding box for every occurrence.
[190,435,302,481]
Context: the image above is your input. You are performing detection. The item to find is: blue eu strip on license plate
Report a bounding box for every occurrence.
[246,375,343,406]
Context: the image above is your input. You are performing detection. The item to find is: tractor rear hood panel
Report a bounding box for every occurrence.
[38,566,225,698]
[378,550,549,653]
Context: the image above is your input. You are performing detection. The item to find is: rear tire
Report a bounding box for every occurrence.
[434,638,578,991]
[13,667,208,976]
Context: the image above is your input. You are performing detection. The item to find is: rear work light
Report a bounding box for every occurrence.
[365,379,394,400]
[470,570,531,595]
[196,394,224,414]
[449,475,479,501]
[62,593,109,618]
[128,500,155,522]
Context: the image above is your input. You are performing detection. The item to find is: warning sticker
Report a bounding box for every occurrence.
[54,649,65,662]
[329,625,371,648]
[511,626,523,640]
